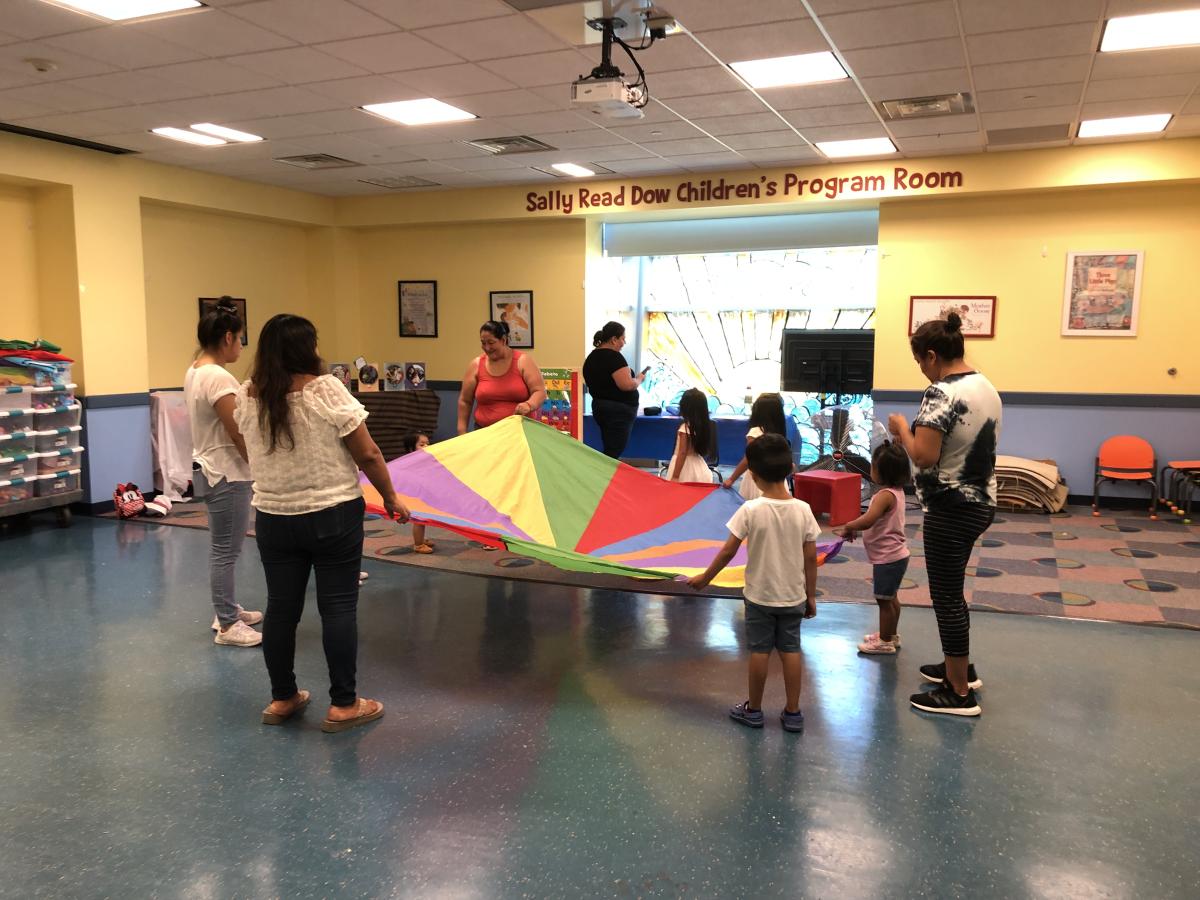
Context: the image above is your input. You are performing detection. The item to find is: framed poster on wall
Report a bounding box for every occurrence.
[198,297,248,346]
[908,296,996,338]
[398,281,438,337]
[489,290,534,348]
[1062,251,1142,336]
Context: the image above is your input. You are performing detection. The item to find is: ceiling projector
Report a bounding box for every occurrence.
[571,76,645,119]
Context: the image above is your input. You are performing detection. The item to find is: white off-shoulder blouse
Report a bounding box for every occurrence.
[234,375,368,515]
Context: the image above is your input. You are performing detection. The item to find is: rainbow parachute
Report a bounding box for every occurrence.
[360,416,843,588]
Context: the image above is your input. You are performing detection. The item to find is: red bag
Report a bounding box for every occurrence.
[114,483,146,518]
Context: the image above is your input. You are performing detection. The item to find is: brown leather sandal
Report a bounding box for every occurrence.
[261,689,311,725]
[413,542,435,554]
[321,698,384,733]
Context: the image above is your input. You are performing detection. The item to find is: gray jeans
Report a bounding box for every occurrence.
[205,477,253,626]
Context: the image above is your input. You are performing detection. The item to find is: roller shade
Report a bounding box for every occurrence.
[602,210,879,258]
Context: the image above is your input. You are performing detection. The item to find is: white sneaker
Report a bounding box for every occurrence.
[211,608,264,631]
[214,619,262,647]
[359,571,369,583]
[863,631,901,648]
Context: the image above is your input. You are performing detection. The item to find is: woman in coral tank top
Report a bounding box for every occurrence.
[457,320,546,434]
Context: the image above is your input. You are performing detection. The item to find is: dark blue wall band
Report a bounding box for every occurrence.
[81,392,151,409]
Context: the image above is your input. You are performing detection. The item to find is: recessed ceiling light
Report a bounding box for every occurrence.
[44,0,203,21]
[361,99,476,126]
[1077,114,1172,138]
[815,137,897,158]
[550,163,595,177]
[190,123,263,143]
[151,126,225,146]
[729,52,847,89]
[1100,9,1200,52]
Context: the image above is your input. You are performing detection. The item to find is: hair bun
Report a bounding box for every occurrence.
[944,310,962,332]
[216,296,238,312]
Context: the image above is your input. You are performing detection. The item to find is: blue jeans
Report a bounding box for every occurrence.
[255,497,365,707]
[204,477,252,627]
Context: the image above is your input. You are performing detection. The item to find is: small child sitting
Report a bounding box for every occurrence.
[688,434,820,733]
[399,432,434,554]
[833,442,911,655]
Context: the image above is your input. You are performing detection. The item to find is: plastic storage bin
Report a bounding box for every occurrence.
[33,363,73,388]
[0,453,39,482]
[32,403,81,431]
[0,409,36,435]
[0,431,36,457]
[35,469,80,498]
[35,425,83,452]
[0,478,36,505]
[0,386,30,410]
[29,386,75,410]
[37,447,84,474]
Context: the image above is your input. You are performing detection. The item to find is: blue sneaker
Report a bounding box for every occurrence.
[729,701,764,728]
[780,708,805,733]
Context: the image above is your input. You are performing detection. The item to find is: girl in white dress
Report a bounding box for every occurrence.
[723,393,788,500]
[666,388,717,483]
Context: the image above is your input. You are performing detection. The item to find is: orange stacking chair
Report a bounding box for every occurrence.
[1092,435,1158,518]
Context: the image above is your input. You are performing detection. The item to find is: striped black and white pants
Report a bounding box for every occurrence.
[922,502,995,658]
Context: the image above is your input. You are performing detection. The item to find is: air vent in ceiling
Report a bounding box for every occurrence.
[274,153,361,169]
[986,124,1071,146]
[878,93,974,120]
[465,135,557,155]
[0,122,135,154]
[358,176,441,189]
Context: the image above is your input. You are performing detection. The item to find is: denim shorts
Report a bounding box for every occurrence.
[873,557,910,598]
[744,600,804,653]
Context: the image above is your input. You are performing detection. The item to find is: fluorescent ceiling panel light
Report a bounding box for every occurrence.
[815,137,897,158]
[151,126,225,146]
[550,163,595,177]
[1100,9,1200,52]
[190,123,263,143]
[729,52,846,89]
[45,0,202,21]
[361,99,476,126]
[1077,114,1171,138]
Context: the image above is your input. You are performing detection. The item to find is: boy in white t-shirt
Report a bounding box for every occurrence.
[688,434,821,733]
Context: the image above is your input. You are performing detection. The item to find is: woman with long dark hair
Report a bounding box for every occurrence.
[185,297,262,647]
[457,320,546,434]
[888,311,1001,717]
[234,314,408,733]
[583,321,645,458]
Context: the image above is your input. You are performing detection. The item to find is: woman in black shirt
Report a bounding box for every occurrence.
[583,321,645,458]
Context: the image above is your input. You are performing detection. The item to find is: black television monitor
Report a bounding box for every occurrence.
[781,329,874,396]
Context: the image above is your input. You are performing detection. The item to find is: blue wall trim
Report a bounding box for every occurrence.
[873,390,1200,409]
[81,392,151,409]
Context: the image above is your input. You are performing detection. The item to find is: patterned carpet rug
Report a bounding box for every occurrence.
[103,503,1200,630]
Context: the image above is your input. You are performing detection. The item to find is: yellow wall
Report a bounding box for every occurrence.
[141,202,336,387]
[352,219,587,381]
[0,183,40,340]
[875,185,1200,395]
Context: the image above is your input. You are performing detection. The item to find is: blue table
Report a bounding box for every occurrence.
[583,414,801,466]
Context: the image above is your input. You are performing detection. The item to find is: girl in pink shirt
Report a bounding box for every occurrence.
[834,442,911,655]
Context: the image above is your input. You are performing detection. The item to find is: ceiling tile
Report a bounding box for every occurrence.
[821,1,959,51]
[559,144,655,162]
[976,82,1083,113]
[0,80,123,113]
[971,56,1093,90]
[859,68,970,101]
[667,0,808,31]
[136,10,298,56]
[8,110,132,137]
[966,23,1099,66]
[664,91,766,118]
[230,0,395,43]
[896,132,985,153]
[720,130,809,151]
[396,65,519,98]
[603,158,687,175]
[76,70,204,104]
[530,128,633,149]
[415,16,569,60]
[1089,46,1200,80]
[0,92,51,118]
[798,123,891,141]
[635,36,718,73]
[1085,74,1199,103]
[686,112,784,136]
[605,120,704,142]
[481,110,597,134]
[734,146,821,164]
[807,0,924,12]
[1167,114,1200,134]
[449,154,537,171]
[90,131,179,152]
[478,50,594,88]
[217,86,342,117]
[0,40,118,83]
[1184,94,1200,115]
[979,104,1079,129]
[886,114,981,137]
[959,0,1102,34]
[642,66,743,99]
[637,136,729,156]
[1080,98,1189,120]
[669,151,750,170]
[303,75,419,106]
[0,0,101,39]
[783,102,880,128]
[350,0,514,29]
[227,47,371,85]
[693,19,827,61]
[439,88,558,116]
[843,38,965,78]
[43,25,203,69]
[138,59,286,95]
[317,32,464,74]
[763,79,868,111]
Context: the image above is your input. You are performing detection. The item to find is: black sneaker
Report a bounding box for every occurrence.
[780,708,805,733]
[919,662,982,690]
[910,684,981,717]
[729,701,764,728]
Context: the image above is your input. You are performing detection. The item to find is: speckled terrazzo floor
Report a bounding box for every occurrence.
[113,501,1200,629]
[1,517,1198,898]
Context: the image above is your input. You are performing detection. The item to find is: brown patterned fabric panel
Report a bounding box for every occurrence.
[354,392,441,460]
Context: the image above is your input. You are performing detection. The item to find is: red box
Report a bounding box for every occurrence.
[792,470,862,526]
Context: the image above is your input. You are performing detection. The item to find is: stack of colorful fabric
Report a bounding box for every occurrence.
[0,338,74,386]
